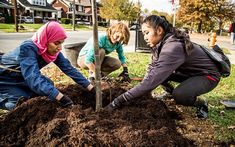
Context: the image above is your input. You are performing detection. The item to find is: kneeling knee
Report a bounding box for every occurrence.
[172,90,195,106]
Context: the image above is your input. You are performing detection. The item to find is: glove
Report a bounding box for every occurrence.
[118,67,131,83]
[59,95,74,107]
[82,87,96,99]
[104,94,128,113]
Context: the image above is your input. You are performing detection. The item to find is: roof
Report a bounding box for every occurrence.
[17,0,57,12]
[80,0,91,6]
[0,0,14,9]
[62,0,92,6]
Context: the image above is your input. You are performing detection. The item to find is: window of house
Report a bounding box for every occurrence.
[78,5,83,12]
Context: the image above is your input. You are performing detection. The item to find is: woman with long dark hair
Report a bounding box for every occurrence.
[105,15,221,119]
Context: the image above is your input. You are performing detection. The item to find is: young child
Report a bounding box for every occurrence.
[105,15,222,119]
[0,21,95,110]
[77,22,131,82]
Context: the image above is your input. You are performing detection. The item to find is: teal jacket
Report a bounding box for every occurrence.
[79,33,126,64]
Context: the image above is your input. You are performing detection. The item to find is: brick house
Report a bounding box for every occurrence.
[51,0,106,25]
[0,0,14,23]
[8,0,57,23]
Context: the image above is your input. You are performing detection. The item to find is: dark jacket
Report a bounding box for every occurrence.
[0,40,90,100]
[123,33,221,100]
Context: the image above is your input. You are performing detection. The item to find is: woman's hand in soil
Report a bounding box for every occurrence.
[59,95,74,107]
[104,94,127,112]
[82,87,96,100]
[118,67,131,83]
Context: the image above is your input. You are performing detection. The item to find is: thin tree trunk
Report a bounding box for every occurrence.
[91,0,102,111]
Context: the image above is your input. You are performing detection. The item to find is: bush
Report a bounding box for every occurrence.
[61,18,71,24]
[5,16,14,24]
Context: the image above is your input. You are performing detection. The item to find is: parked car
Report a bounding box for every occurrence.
[43,17,51,23]
[24,16,34,23]
[130,24,140,31]
[76,19,90,25]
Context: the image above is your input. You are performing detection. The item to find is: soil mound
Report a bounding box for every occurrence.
[0,83,194,146]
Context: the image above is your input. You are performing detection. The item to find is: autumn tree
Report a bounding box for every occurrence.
[100,0,141,21]
[178,0,235,33]
[210,0,235,34]
[178,0,213,33]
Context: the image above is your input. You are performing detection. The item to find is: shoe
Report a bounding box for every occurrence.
[88,76,95,83]
[161,82,174,94]
[16,96,27,107]
[88,71,95,83]
[195,102,208,119]
[153,92,173,100]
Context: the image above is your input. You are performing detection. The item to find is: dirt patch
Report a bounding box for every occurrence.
[0,83,230,146]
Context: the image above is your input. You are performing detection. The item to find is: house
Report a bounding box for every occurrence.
[8,0,57,23]
[0,0,14,23]
[51,0,106,25]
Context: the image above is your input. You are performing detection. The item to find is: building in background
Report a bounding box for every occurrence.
[7,0,57,23]
[51,0,106,25]
[0,0,14,23]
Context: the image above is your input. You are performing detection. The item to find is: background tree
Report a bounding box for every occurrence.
[178,0,235,34]
[210,0,235,35]
[100,0,141,22]
[178,0,213,33]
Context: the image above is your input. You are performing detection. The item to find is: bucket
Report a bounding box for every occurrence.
[63,42,86,67]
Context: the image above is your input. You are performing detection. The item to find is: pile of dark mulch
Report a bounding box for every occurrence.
[0,83,195,146]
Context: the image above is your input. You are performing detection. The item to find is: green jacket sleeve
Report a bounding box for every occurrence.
[85,35,106,64]
[116,44,126,64]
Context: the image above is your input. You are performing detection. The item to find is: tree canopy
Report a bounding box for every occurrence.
[99,0,141,21]
[177,0,235,33]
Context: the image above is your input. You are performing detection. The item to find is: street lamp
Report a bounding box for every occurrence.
[170,0,180,27]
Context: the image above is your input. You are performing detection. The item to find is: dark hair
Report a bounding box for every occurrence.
[143,15,193,55]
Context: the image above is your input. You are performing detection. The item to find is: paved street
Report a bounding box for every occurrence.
[0,30,235,63]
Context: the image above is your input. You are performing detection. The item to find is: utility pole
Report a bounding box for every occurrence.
[72,0,75,31]
[13,0,18,32]
[170,0,180,27]
[91,0,102,111]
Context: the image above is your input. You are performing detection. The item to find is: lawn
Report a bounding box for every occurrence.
[0,23,107,32]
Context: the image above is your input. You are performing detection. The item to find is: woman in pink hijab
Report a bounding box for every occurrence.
[0,21,95,110]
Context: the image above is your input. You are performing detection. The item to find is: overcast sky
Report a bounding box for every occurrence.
[132,0,174,14]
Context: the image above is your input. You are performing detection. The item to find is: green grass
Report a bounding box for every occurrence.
[205,65,235,142]
[0,23,107,33]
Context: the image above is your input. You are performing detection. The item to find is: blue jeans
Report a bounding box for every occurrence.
[0,85,36,110]
[0,73,53,110]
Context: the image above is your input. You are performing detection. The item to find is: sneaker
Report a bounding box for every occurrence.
[16,96,27,107]
[195,102,208,119]
[88,76,95,83]
[88,71,95,83]
[161,82,174,94]
[153,92,173,100]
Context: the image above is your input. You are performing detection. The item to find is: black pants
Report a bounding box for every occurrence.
[163,73,220,106]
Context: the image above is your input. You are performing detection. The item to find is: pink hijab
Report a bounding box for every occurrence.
[32,21,67,63]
